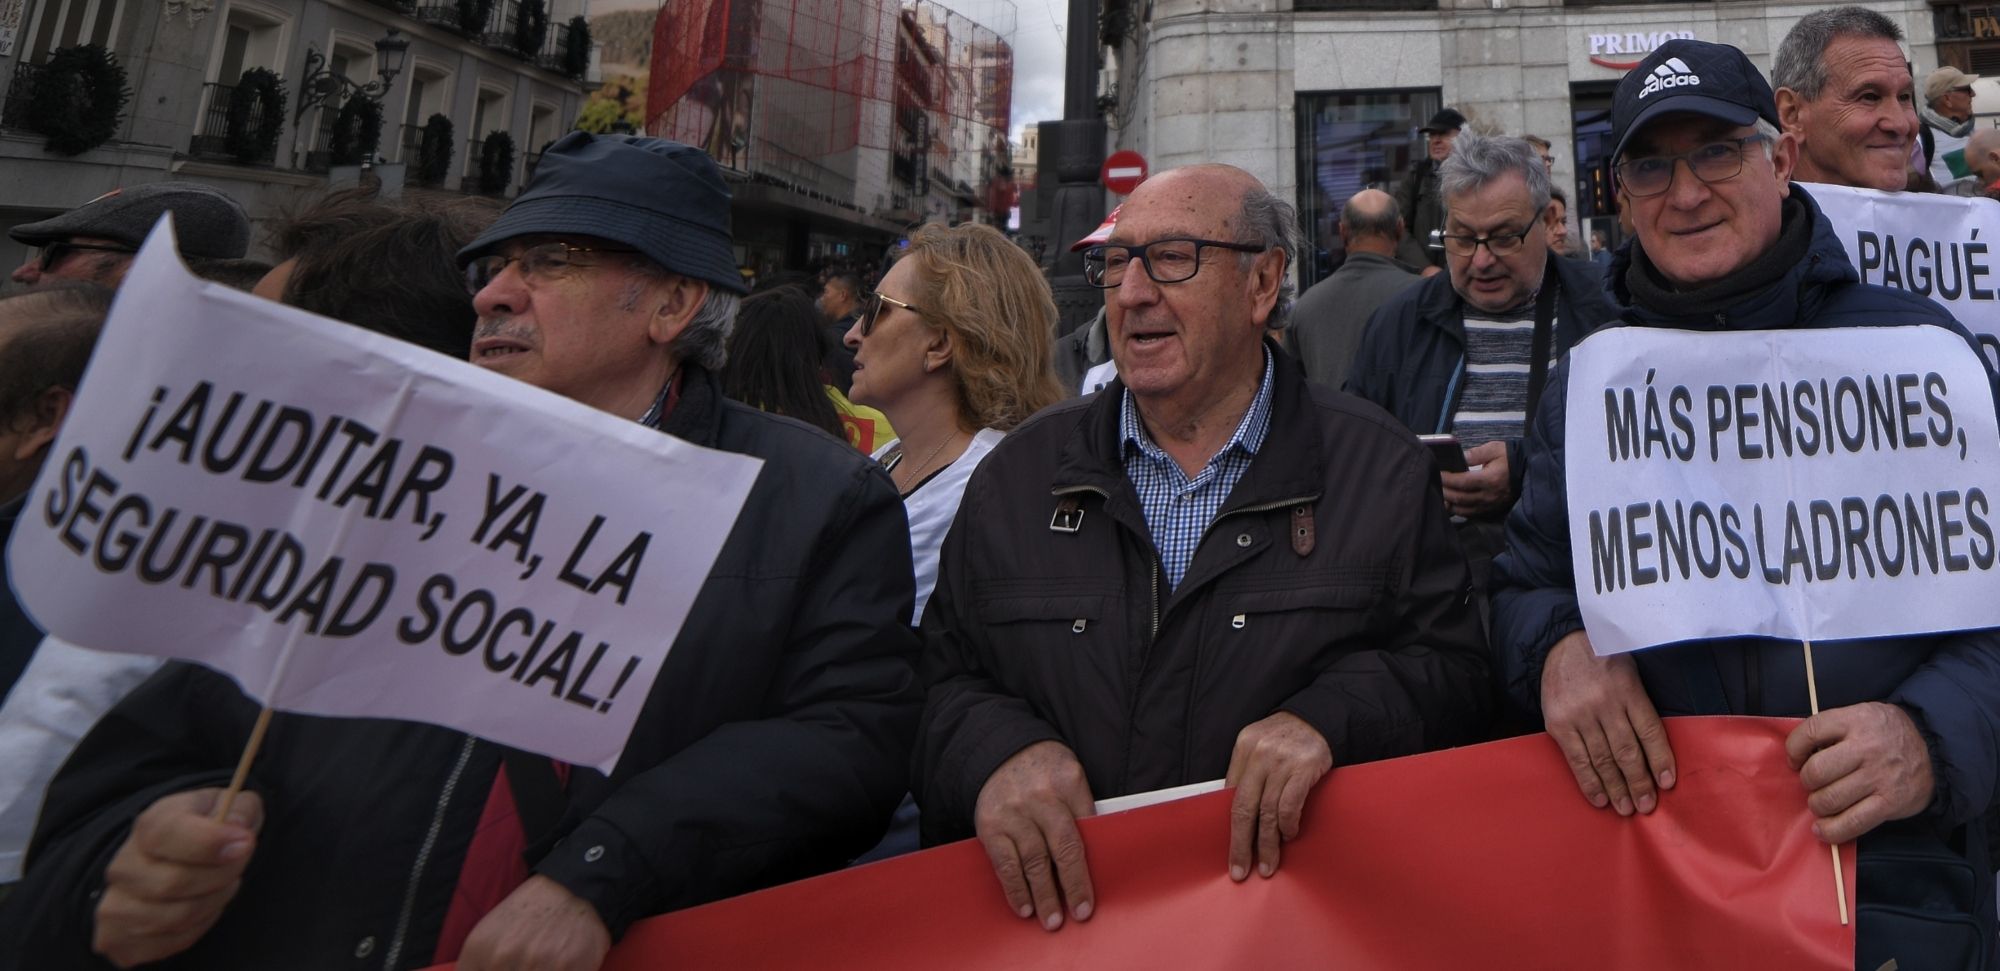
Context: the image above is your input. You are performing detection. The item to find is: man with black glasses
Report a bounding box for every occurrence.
[915,163,1488,933]
[1346,133,1611,609]
[1493,40,2000,968]
[8,182,249,288]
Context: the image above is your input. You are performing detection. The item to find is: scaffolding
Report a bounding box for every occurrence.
[647,0,1014,216]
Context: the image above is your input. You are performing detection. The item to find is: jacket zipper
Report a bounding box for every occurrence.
[381,735,478,969]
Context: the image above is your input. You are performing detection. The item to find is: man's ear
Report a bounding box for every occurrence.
[646,276,712,347]
[1246,248,1285,327]
[16,386,72,461]
[1775,87,1806,136]
[1770,131,1800,193]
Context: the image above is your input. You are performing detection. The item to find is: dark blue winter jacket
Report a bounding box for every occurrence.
[1492,185,2000,970]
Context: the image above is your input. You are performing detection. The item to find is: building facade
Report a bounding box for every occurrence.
[1103,0,1943,285]
[648,0,1015,282]
[0,0,594,268]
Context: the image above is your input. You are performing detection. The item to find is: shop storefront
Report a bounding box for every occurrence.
[1122,0,1942,288]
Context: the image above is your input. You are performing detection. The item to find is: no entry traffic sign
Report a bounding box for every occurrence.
[1101,150,1148,195]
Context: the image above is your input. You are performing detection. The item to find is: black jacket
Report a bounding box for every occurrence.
[915,346,1490,843]
[3,366,922,970]
[1344,253,1613,501]
[0,495,44,702]
[1492,187,2000,970]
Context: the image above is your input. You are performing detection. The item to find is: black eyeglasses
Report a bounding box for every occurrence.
[463,241,640,295]
[1615,135,1773,199]
[1082,238,1266,288]
[858,291,921,336]
[38,241,135,272]
[1438,226,1537,258]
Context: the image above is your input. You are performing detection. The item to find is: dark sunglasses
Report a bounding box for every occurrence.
[858,291,922,336]
[39,241,136,272]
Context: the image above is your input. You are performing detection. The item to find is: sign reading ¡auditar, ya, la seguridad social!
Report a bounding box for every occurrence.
[1564,325,2000,655]
[5,219,764,773]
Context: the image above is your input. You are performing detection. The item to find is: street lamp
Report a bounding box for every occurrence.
[294,27,411,122]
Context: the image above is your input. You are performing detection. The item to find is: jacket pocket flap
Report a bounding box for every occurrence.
[1230,583,1380,614]
[979,595,1108,624]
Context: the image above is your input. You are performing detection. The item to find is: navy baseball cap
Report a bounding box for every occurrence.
[458,131,748,295]
[1610,39,1781,164]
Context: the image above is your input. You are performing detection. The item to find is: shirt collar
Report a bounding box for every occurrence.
[1120,346,1276,464]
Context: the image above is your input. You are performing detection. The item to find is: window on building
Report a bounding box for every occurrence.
[16,0,124,63]
[398,65,450,163]
[1292,88,1441,288]
[189,5,286,162]
[467,87,508,176]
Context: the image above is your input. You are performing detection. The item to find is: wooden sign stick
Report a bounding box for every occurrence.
[211,704,275,823]
[1801,639,1850,926]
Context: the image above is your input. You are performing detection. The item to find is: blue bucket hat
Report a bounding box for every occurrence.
[458,131,748,295]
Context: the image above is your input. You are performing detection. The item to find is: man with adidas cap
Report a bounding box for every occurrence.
[1492,38,2000,967]
[6,132,921,970]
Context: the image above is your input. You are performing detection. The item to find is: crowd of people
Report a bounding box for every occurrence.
[0,7,1994,970]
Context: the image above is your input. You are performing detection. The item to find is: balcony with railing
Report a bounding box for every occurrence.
[186,81,279,164]
[537,22,577,75]
[413,1,463,31]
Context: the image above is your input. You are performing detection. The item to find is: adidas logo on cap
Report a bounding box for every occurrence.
[1638,57,1701,99]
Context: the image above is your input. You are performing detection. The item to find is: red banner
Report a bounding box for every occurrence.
[442,716,1856,969]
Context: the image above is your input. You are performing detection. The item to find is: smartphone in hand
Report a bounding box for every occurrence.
[1416,433,1469,473]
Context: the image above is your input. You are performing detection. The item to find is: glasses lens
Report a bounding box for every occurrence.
[1619,157,1672,197]
[1689,141,1746,183]
[38,242,71,272]
[1486,232,1525,257]
[463,257,500,295]
[859,293,882,335]
[1082,247,1108,287]
[1144,241,1200,283]
[1441,235,1475,257]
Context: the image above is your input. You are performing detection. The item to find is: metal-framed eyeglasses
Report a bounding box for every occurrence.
[1437,225,1537,258]
[858,291,922,336]
[1082,238,1267,288]
[1614,134,1774,199]
[463,241,640,295]
[37,240,135,272]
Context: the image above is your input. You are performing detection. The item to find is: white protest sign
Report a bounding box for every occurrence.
[6,221,763,772]
[1564,326,2000,655]
[1808,182,2000,373]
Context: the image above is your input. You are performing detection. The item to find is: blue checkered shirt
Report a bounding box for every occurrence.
[1120,349,1275,590]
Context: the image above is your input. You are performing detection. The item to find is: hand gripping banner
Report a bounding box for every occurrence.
[435,717,1855,970]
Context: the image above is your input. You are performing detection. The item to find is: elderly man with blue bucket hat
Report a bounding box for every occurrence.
[7,133,922,970]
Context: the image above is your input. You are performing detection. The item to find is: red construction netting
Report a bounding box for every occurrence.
[647,0,1012,200]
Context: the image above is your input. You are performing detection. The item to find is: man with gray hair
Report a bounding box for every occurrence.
[1772,5,1922,191]
[915,162,1488,932]
[1346,133,1612,607]
[8,132,923,970]
[1288,188,1420,387]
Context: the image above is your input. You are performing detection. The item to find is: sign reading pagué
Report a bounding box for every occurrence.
[1810,182,2000,373]
[1564,326,2000,655]
[7,220,764,772]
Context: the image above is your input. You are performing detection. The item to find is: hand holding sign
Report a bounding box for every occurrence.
[94,788,263,968]
[1785,702,1936,844]
[1539,631,1676,816]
